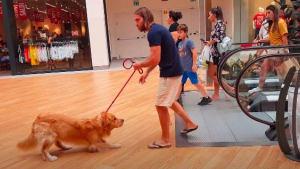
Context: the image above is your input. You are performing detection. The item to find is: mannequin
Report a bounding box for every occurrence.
[253,7,266,39]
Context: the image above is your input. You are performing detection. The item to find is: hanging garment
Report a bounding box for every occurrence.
[24,45,30,63]
[37,46,48,62]
[30,45,39,66]
[18,44,25,63]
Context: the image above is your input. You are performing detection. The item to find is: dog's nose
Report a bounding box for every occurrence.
[121,119,124,122]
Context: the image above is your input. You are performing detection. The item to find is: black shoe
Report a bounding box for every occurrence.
[197,97,212,106]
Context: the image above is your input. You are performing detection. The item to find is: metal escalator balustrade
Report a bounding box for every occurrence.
[234,53,300,140]
[217,44,300,98]
[276,63,300,162]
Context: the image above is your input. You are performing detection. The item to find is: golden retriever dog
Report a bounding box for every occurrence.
[17,112,124,161]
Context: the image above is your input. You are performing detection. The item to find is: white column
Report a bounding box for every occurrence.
[233,0,241,43]
[199,0,206,51]
[240,0,249,43]
[86,0,109,69]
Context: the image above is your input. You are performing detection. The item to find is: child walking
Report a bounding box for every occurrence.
[176,24,212,105]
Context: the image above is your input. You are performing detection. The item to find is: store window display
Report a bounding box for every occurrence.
[0,0,92,75]
[253,7,266,39]
[0,33,9,71]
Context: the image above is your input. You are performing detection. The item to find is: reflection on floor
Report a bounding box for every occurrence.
[0,57,148,79]
[0,47,93,77]
[0,70,10,76]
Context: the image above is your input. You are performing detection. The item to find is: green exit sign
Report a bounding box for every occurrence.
[133,1,139,6]
[190,0,196,2]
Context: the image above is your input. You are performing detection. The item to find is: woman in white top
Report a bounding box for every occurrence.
[253,18,269,57]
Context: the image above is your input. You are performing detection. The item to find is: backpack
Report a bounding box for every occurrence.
[217,36,233,55]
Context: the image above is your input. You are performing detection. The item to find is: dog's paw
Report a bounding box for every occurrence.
[88,145,98,153]
[110,143,121,149]
[47,155,58,162]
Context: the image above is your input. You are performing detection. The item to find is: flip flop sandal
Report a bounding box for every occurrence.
[147,142,171,149]
[180,125,198,135]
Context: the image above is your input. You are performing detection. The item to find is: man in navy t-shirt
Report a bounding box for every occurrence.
[132,7,198,149]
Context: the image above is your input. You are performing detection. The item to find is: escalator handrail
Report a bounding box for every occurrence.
[234,53,300,126]
[218,43,283,76]
[232,42,266,45]
[217,47,244,79]
[217,48,244,87]
[217,45,263,94]
[276,66,296,154]
[218,44,300,98]
[291,69,300,158]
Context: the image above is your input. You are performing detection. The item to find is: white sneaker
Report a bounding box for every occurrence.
[248,87,262,94]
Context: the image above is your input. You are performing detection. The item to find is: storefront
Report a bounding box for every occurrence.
[0,0,108,75]
[1,0,286,76]
[233,0,285,43]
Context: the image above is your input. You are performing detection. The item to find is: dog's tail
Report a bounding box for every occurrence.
[17,117,40,151]
[17,133,38,151]
[17,131,38,151]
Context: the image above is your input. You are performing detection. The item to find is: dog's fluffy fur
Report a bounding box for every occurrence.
[17,112,124,161]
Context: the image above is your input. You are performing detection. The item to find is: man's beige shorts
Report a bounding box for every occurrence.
[155,75,182,107]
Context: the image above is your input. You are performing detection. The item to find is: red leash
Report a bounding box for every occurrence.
[105,58,143,113]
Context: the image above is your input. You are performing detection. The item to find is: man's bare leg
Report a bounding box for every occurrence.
[170,101,198,134]
[147,106,171,148]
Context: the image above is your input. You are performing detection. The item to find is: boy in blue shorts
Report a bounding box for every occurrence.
[176,24,212,105]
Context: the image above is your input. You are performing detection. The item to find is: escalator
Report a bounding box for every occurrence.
[217,44,300,140]
[175,43,300,149]
[218,44,300,97]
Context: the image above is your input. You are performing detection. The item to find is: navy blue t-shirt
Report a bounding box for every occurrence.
[147,24,183,77]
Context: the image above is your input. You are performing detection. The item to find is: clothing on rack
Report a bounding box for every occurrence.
[24,44,30,63]
[19,43,47,65]
[18,44,26,63]
[50,41,79,60]
[18,40,79,65]
[29,45,39,65]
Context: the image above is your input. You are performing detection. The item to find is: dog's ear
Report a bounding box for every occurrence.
[94,114,102,121]
[84,120,94,129]
[35,114,41,121]
[37,114,41,119]
[93,115,103,126]
[100,112,107,118]
[99,113,111,127]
